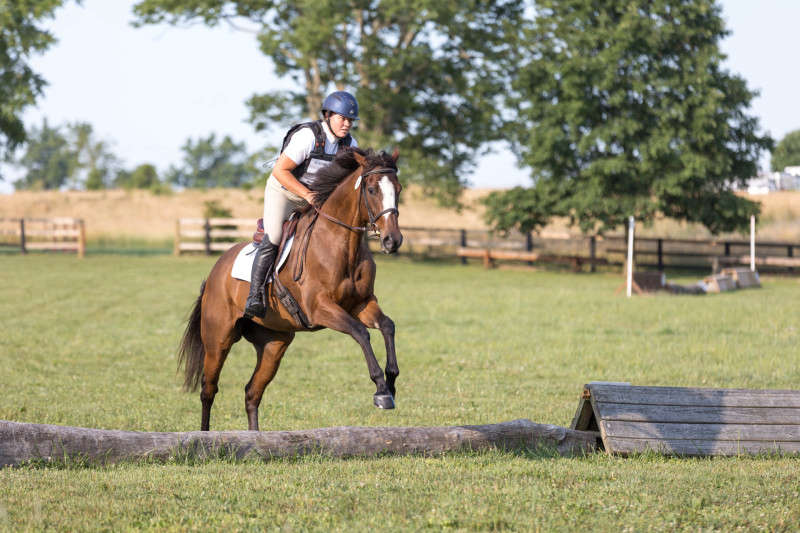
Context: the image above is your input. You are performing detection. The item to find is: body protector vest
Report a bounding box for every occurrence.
[280,120,353,189]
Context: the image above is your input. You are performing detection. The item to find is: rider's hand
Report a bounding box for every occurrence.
[304,190,319,207]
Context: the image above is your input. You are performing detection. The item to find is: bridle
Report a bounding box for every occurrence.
[312,166,399,236]
[293,165,400,282]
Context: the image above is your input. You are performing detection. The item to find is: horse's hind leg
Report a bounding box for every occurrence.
[242,324,294,431]
[355,297,399,398]
[200,317,241,431]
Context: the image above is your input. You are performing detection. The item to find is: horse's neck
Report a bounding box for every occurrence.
[324,171,364,228]
[309,171,366,266]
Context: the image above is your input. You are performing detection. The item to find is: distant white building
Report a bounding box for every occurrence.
[745,170,800,194]
[784,166,800,177]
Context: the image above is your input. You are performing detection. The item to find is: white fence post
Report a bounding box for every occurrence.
[627,216,635,298]
[750,215,756,272]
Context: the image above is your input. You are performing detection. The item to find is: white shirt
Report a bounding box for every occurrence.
[280,121,358,167]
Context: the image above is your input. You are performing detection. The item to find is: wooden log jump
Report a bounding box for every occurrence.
[572,383,800,456]
[0,419,597,466]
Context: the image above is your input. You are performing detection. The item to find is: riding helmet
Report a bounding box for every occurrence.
[321,91,359,120]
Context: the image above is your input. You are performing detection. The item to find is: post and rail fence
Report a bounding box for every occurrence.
[0,217,86,258]
[174,218,800,273]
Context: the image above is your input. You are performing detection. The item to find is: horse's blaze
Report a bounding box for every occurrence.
[378,176,396,220]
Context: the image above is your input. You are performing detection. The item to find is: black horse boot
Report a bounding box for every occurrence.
[244,240,278,318]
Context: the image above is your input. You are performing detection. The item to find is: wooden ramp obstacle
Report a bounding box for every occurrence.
[571,383,800,456]
[721,267,761,289]
[703,273,737,293]
[0,419,597,467]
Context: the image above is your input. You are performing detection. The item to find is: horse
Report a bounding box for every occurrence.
[177,147,403,431]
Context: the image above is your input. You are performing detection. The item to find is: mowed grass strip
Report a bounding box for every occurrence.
[1,254,799,530]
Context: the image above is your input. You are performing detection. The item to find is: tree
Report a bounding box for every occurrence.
[771,130,800,172]
[13,119,77,190]
[131,0,524,205]
[166,133,256,188]
[69,122,120,189]
[12,120,122,190]
[115,163,161,189]
[484,0,773,235]
[0,1,76,177]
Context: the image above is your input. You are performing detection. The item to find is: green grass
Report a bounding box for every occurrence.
[1,254,799,530]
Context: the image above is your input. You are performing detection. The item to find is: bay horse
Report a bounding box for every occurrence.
[178,148,403,431]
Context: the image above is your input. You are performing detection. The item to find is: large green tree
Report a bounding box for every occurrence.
[0,0,75,177]
[166,133,256,188]
[484,0,772,235]
[132,0,523,204]
[771,130,800,172]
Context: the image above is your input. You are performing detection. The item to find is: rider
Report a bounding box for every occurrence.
[244,90,359,318]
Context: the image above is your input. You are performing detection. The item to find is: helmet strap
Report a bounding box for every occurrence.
[324,114,346,140]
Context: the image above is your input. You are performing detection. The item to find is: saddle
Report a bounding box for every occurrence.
[251,210,321,330]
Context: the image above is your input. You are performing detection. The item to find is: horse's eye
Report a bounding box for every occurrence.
[368,187,377,195]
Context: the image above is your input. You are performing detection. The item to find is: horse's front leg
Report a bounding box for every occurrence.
[355,297,398,398]
[312,299,394,409]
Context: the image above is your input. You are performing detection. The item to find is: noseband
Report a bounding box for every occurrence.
[313,166,399,235]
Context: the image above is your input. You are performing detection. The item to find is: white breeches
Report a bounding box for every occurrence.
[262,176,308,245]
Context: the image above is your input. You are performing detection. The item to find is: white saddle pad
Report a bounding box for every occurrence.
[231,236,294,283]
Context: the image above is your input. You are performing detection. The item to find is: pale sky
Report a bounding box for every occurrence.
[2,0,798,194]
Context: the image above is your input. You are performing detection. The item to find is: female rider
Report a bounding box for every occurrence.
[244,91,359,318]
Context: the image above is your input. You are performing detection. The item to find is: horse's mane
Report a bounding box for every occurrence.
[309,147,397,206]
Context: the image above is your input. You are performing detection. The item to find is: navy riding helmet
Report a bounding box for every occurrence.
[321,91,359,120]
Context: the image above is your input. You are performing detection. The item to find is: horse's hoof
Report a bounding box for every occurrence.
[373,394,395,409]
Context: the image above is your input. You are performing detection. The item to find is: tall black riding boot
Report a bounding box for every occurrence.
[244,240,278,318]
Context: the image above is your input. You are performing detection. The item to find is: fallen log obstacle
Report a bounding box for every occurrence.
[571,383,800,456]
[0,419,597,467]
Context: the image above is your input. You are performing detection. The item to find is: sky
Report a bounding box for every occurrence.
[2,0,799,194]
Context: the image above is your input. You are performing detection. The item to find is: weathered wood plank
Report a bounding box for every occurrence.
[597,403,800,425]
[588,385,800,408]
[603,421,800,441]
[604,437,800,456]
[0,419,597,467]
[720,267,761,289]
[25,242,80,251]
[704,274,737,293]
[179,242,207,251]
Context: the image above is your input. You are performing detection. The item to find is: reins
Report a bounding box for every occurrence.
[292,164,399,283]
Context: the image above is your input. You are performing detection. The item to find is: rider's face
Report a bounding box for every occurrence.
[328,113,354,138]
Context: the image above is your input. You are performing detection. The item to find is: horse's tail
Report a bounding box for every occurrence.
[177,280,206,392]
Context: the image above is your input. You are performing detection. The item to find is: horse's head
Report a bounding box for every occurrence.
[353,149,403,254]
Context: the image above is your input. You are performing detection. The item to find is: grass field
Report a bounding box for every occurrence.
[1,253,799,530]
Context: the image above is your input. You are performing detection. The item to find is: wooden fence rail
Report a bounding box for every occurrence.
[175,219,800,272]
[174,218,257,255]
[0,217,85,257]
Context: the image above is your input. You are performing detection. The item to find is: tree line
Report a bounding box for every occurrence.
[9,119,263,191]
[3,0,800,234]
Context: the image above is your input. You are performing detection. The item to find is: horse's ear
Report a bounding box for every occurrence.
[352,150,367,168]
[391,148,400,164]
